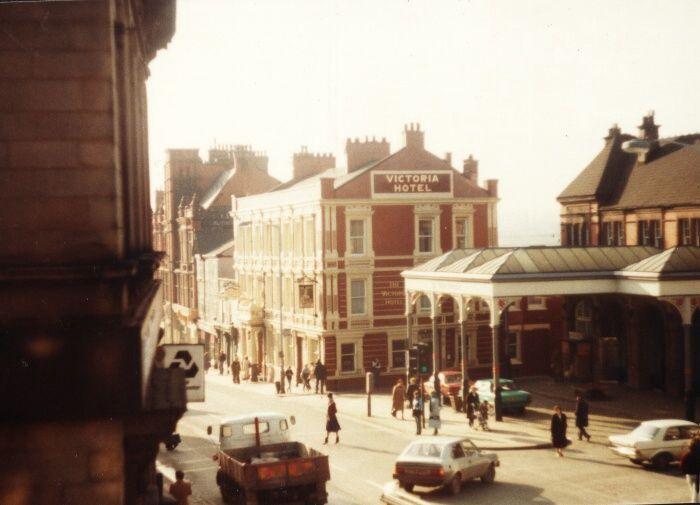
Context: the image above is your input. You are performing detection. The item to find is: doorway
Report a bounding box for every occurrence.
[639,305,666,390]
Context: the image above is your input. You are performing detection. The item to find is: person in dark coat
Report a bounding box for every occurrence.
[230,357,241,384]
[466,386,480,428]
[314,360,326,394]
[406,378,419,408]
[285,366,294,391]
[323,393,340,444]
[681,437,700,503]
[218,352,227,375]
[574,391,591,441]
[550,405,569,457]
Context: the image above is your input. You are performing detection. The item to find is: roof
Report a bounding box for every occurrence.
[559,129,700,209]
[640,419,697,428]
[220,412,287,425]
[623,246,700,274]
[201,239,235,259]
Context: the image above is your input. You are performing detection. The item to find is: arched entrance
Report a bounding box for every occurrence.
[599,300,627,382]
[639,305,666,390]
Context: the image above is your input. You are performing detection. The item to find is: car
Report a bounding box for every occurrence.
[473,378,531,414]
[608,419,699,471]
[424,371,463,403]
[392,436,499,496]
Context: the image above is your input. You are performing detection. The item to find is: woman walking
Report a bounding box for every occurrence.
[323,393,341,444]
[428,391,442,435]
[411,390,423,435]
[391,379,406,419]
[550,405,569,457]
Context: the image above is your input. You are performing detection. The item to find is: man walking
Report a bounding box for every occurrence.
[314,360,326,394]
[230,356,241,384]
[218,352,227,376]
[575,391,591,441]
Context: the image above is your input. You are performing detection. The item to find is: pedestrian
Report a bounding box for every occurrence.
[371,358,381,387]
[477,400,490,431]
[242,355,250,381]
[230,356,241,384]
[550,405,569,457]
[574,391,591,442]
[681,437,700,503]
[466,385,480,428]
[301,363,312,392]
[203,352,211,373]
[405,377,418,408]
[218,352,226,375]
[285,366,294,392]
[314,359,326,394]
[323,393,341,444]
[391,378,406,419]
[411,390,424,435]
[428,390,442,435]
[169,470,192,505]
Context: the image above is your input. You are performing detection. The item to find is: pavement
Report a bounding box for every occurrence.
[156,371,691,505]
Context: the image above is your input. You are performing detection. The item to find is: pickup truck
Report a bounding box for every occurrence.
[208,412,330,505]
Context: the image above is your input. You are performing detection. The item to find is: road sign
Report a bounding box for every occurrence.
[162,344,205,402]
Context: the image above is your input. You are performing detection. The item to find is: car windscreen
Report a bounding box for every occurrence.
[630,424,659,440]
[403,443,444,458]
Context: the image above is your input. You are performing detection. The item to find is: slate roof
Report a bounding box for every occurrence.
[559,127,700,210]
[623,246,700,274]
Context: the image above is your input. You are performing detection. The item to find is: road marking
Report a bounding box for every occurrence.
[156,460,176,482]
[365,479,384,490]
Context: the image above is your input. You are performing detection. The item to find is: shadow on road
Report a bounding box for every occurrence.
[407,479,553,504]
[339,442,401,457]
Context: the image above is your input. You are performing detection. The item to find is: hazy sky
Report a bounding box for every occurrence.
[147,0,700,246]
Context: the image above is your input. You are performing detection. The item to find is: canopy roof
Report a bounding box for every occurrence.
[403,246,700,302]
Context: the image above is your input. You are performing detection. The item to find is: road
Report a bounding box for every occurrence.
[157,373,689,504]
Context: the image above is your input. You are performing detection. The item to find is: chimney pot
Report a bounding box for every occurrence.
[462,155,479,184]
[404,122,425,149]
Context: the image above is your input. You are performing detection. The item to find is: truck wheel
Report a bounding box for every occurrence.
[481,464,496,484]
[652,453,673,472]
[220,482,245,505]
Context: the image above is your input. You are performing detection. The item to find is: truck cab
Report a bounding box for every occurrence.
[211,412,294,451]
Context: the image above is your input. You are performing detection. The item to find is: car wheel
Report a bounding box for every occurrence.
[449,473,462,495]
[401,483,414,493]
[652,453,673,472]
[481,464,496,484]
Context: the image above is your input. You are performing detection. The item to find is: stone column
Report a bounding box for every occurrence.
[491,323,502,421]
[460,317,470,400]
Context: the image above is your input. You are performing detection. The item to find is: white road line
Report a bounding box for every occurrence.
[365,479,384,490]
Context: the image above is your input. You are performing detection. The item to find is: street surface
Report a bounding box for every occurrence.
[157,373,689,504]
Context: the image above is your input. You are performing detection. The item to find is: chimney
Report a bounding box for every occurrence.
[404,122,424,149]
[444,152,452,166]
[604,123,621,140]
[638,111,659,141]
[345,136,390,173]
[293,146,335,180]
[462,154,479,184]
[485,179,498,198]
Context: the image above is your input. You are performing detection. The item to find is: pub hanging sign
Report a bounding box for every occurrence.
[299,283,314,309]
[372,170,453,198]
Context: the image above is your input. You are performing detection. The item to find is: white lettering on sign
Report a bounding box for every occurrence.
[385,174,439,193]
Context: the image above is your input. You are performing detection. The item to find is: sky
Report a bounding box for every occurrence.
[147,0,700,246]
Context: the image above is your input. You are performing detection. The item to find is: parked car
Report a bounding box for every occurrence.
[424,371,462,403]
[392,436,499,496]
[473,379,531,414]
[608,419,699,471]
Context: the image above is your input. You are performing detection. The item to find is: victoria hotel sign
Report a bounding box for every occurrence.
[372,170,453,198]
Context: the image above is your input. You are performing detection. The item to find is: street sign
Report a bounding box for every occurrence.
[162,344,205,402]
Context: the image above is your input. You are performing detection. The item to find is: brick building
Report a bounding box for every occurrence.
[153,145,279,352]
[230,124,501,388]
[558,111,700,248]
[0,1,180,504]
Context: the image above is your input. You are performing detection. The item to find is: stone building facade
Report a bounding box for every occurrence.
[152,145,279,346]
[231,124,506,388]
[0,1,180,504]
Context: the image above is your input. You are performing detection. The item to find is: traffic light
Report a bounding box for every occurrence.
[417,342,431,375]
[408,346,419,376]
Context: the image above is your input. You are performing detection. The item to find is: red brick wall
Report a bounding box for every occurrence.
[324,335,337,376]
[363,332,388,372]
[473,203,489,247]
[373,205,414,255]
[440,204,453,250]
[337,273,347,318]
[373,270,404,317]
[476,324,493,365]
[336,206,346,256]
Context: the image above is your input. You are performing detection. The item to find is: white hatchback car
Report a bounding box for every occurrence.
[392,436,499,495]
[608,419,699,470]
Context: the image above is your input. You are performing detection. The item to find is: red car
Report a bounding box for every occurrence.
[423,371,463,403]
